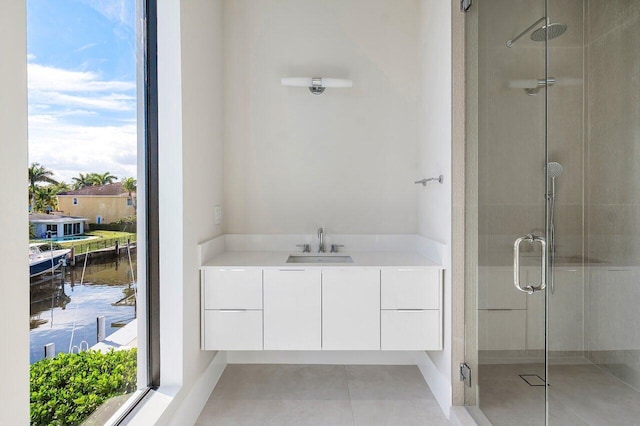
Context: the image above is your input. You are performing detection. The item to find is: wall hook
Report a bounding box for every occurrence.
[414,175,444,186]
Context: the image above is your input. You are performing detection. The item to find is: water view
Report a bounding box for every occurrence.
[30,255,137,364]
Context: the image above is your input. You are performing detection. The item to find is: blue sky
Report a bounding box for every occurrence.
[27,0,137,183]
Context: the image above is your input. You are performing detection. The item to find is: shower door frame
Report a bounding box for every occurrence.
[462,0,552,423]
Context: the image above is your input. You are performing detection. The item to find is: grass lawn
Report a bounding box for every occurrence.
[29,231,136,255]
[84,230,136,240]
[31,231,137,255]
[64,231,136,254]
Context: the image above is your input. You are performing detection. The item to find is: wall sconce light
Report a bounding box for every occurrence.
[281,77,353,95]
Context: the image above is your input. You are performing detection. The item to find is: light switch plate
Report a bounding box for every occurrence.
[214,205,223,225]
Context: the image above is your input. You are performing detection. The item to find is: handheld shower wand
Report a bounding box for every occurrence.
[545,162,563,294]
[546,161,563,195]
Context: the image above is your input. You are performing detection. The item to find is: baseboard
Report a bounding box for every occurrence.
[168,351,227,425]
[450,406,480,426]
[227,350,424,365]
[464,405,491,426]
[416,351,452,418]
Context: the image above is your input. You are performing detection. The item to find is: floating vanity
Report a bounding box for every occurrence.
[200,250,443,352]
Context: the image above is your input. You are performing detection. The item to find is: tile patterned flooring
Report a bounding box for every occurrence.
[196,364,453,425]
[479,363,640,425]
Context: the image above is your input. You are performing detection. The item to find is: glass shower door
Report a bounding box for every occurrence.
[545,0,640,424]
[465,0,550,424]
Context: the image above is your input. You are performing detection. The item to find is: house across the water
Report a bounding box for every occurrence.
[29,213,87,239]
[57,182,136,225]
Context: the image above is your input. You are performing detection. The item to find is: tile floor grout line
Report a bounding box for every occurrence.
[344,365,357,426]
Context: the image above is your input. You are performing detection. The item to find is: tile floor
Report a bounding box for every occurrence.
[479,363,640,425]
[196,364,453,425]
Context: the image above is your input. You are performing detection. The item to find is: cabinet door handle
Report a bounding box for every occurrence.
[397,309,424,313]
[219,309,249,313]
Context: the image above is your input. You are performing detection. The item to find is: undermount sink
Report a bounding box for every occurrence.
[286,255,353,264]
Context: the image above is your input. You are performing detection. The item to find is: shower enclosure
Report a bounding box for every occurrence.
[464,0,640,424]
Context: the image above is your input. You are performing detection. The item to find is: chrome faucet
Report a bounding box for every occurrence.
[317,227,325,253]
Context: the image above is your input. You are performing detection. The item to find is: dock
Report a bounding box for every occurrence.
[72,243,136,264]
[90,319,138,353]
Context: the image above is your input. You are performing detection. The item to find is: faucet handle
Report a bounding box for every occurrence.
[296,244,310,253]
[330,244,344,253]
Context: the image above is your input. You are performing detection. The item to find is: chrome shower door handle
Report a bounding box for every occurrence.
[513,234,547,294]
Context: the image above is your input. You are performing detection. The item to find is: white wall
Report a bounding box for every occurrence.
[223,0,420,235]
[154,0,456,421]
[417,0,453,413]
[154,0,225,421]
[0,1,29,424]
[179,0,225,405]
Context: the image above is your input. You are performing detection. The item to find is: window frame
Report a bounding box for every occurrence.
[104,0,159,422]
[142,0,160,389]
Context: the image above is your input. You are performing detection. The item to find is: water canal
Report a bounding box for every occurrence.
[29,254,137,364]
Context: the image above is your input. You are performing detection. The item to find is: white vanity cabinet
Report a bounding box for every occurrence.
[322,268,380,350]
[380,268,442,350]
[201,268,263,350]
[201,260,443,352]
[263,269,322,350]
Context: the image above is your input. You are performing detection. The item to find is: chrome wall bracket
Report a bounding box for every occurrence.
[309,77,326,95]
[414,175,444,186]
[525,77,556,96]
[460,363,472,387]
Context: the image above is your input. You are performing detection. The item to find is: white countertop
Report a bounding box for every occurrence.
[202,251,443,268]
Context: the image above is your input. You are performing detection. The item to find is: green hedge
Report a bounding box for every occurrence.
[30,349,137,426]
[89,223,136,232]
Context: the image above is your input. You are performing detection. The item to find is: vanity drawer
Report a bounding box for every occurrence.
[381,268,441,309]
[203,310,263,350]
[202,268,263,309]
[381,310,441,350]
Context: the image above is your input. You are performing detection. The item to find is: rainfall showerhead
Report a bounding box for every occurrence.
[545,161,564,178]
[530,23,568,42]
[507,17,568,48]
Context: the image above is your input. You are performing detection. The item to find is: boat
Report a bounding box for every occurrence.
[29,243,71,278]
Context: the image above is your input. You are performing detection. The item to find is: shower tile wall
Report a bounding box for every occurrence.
[584,0,640,389]
[478,0,585,357]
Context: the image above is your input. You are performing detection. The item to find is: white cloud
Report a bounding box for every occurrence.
[79,0,135,28]
[28,64,135,92]
[28,63,137,182]
[28,116,137,182]
[28,64,135,112]
[74,43,99,53]
[35,91,135,111]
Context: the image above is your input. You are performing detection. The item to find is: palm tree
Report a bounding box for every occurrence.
[34,185,58,212]
[28,163,58,212]
[52,181,71,194]
[72,173,93,190]
[121,177,137,209]
[121,177,137,195]
[89,172,118,186]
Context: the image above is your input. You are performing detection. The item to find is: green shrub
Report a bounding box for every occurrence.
[30,349,137,426]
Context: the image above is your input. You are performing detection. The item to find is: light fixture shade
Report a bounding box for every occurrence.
[281,77,314,87]
[281,77,353,88]
[318,78,353,88]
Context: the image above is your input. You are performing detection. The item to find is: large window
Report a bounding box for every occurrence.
[26,0,158,423]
